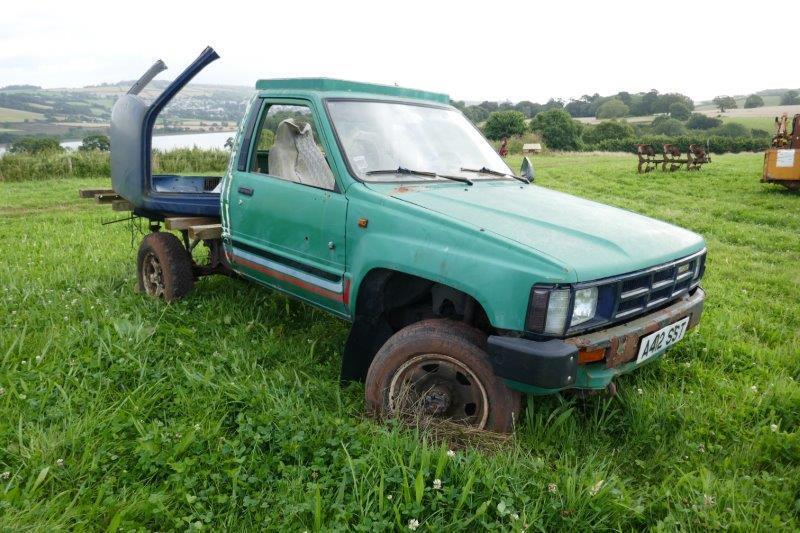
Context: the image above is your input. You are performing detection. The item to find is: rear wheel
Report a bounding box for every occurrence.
[365,320,521,433]
[137,232,194,302]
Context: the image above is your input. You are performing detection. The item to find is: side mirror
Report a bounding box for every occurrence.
[520,156,535,183]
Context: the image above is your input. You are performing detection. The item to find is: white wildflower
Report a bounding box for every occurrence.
[704,494,716,507]
[750,385,757,392]
[1,471,10,479]
[636,388,643,395]
[408,518,420,530]
[387,494,393,500]
[548,483,558,494]
[446,449,456,458]
[511,513,519,521]
[432,479,442,490]
[770,423,779,432]
[589,479,604,496]
[56,458,64,467]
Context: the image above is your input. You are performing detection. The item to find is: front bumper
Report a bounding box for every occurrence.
[486,288,705,394]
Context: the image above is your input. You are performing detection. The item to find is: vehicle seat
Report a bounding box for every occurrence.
[268,119,335,190]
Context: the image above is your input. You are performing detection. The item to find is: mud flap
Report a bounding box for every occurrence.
[340,316,394,383]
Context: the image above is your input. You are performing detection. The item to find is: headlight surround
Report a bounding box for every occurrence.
[526,285,599,336]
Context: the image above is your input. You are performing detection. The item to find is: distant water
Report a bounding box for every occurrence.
[0,130,236,156]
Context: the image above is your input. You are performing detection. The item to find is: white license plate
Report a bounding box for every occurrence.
[636,316,690,363]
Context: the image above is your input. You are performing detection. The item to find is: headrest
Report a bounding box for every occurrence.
[277,118,312,137]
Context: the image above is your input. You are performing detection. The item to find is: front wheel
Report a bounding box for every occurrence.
[365,321,521,433]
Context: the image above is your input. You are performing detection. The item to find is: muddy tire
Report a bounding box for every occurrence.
[137,232,194,302]
[365,320,521,433]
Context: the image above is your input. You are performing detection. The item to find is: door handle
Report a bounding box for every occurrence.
[237,186,254,196]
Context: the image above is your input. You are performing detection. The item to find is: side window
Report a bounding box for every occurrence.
[249,104,335,191]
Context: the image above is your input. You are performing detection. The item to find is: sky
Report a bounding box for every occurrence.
[2,0,798,104]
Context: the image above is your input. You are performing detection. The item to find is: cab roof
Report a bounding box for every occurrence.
[255,77,450,105]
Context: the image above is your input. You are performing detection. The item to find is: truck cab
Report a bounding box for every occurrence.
[111,48,707,432]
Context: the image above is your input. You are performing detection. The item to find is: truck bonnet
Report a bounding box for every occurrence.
[374,181,705,281]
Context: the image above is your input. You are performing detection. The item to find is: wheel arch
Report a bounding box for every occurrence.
[340,267,494,383]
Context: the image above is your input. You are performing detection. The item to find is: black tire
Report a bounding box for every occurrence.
[365,320,521,433]
[401,318,488,349]
[137,232,194,302]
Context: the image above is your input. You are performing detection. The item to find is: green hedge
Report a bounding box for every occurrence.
[0,148,230,182]
[582,135,770,154]
[0,150,109,182]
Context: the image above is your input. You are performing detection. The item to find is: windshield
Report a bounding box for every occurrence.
[327,100,514,182]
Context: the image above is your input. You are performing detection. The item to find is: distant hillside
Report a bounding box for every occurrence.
[0,81,252,144]
[2,79,798,146]
[696,88,800,109]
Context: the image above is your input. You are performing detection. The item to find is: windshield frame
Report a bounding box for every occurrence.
[322,97,515,185]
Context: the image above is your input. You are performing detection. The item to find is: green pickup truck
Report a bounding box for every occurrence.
[110,48,706,432]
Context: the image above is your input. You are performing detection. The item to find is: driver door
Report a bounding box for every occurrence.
[224,98,350,316]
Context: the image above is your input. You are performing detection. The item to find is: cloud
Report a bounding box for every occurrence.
[1,0,798,102]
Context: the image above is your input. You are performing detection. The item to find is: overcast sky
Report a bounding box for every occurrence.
[2,0,798,104]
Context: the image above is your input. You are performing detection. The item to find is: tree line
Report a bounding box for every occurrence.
[475,107,772,154]
[452,88,800,124]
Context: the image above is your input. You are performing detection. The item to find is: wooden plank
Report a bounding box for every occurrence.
[95,193,122,204]
[79,188,115,198]
[165,216,219,230]
[112,199,133,212]
[189,224,222,241]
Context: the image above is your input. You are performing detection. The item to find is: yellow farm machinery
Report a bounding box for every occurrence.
[762,113,800,190]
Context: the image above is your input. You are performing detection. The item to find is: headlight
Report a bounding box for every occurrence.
[571,287,597,326]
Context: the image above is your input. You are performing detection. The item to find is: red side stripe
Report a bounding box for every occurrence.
[234,255,349,305]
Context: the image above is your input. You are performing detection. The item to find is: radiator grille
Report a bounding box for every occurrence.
[611,251,705,320]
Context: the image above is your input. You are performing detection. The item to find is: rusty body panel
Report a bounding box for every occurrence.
[564,288,704,367]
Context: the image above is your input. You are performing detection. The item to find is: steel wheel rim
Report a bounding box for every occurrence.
[142,252,165,298]
[388,353,489,429]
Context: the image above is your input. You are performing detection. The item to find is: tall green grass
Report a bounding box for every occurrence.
[0,148,229,182]
[1,154,798,529]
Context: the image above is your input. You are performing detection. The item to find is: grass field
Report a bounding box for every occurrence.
[0,107,44,122]
[1,153,799,530]
[720,116,778,133]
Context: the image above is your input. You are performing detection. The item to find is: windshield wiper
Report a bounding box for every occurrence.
[366,166,437,178]
[366,166,473,186]
[460,166,529,184]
